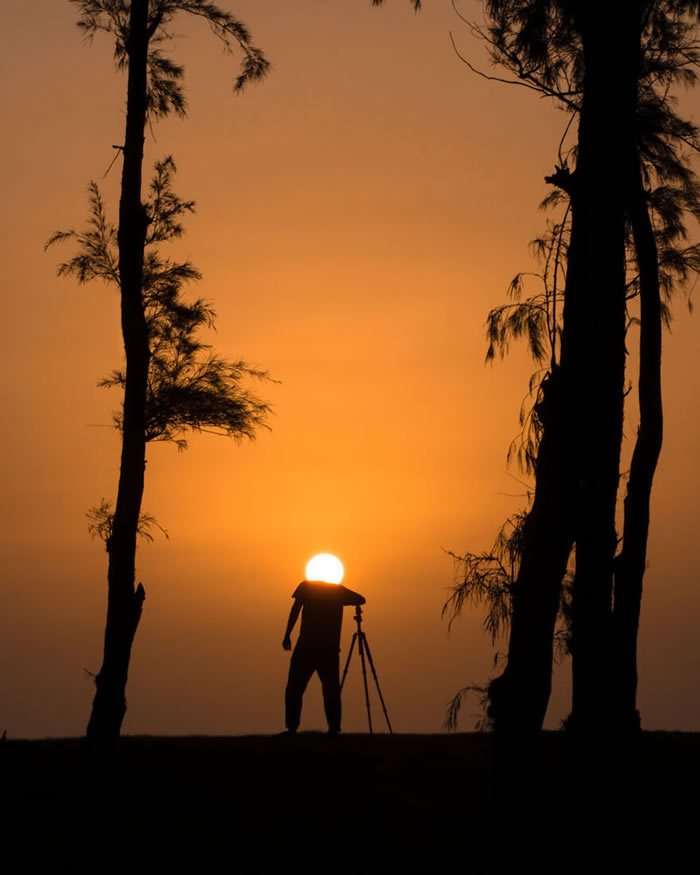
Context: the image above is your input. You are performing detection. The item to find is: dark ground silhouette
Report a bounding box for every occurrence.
[2,731,697,873]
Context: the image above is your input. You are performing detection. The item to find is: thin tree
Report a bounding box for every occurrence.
[54,0,269,745]
[610,16,700,729]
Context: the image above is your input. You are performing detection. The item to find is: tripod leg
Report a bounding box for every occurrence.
[357,632,373,734]
[340,633,357,693]
[362,637,393,734]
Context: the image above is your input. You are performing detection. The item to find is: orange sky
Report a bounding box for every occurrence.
[2,0,700,738]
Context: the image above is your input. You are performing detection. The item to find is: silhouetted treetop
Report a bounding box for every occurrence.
[462,2,700,150]
[459,1,700,316]
[70,0,269,115]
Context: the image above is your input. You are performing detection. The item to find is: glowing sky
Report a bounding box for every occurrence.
[2,0,700,737]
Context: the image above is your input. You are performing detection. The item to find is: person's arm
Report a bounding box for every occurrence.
[339,585,365,606]
[282,599,302,650]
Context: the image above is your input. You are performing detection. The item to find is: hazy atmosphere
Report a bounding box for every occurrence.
[2,0,699,739]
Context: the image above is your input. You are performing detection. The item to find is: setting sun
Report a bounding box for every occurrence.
[305,553,344,584]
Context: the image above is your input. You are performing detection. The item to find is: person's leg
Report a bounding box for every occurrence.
[318,651,341,733]
[285,648,315,732]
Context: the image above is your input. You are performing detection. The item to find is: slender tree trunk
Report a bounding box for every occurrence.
[566,4,640,739]
[86,0,151,745]
[487,362,577,762]
[611,156,663,735]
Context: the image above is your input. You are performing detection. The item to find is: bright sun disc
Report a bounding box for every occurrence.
[305,553,344,584]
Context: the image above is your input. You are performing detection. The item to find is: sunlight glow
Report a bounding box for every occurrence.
[305,553,344,584]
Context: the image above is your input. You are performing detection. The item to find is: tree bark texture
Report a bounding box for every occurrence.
[87,0,151,745]
[611,155,663,735]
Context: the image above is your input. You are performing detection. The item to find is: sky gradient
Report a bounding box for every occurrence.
[2,0,700,737]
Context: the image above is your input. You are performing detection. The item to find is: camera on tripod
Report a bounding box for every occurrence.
[340,605,393,734]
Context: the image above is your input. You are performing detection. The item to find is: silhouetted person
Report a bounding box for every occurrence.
[283,580,366,734]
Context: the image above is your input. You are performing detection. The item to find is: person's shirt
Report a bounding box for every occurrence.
[292,581,365,652]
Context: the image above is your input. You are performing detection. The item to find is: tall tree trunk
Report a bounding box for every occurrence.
[611,156,663,735]
[86,0,151,745]
[488,1,642,759]
[566,4,640,739]
[487,362,577,762]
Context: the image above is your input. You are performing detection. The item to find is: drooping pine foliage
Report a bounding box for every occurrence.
[70,0,269,112]
[442,512,573,729]
[87,497,169,547]
[454,0,700,485]
[443,514,527,642]
[47,157,271,456]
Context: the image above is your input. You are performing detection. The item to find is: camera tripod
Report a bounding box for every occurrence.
[340,605,393,734]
